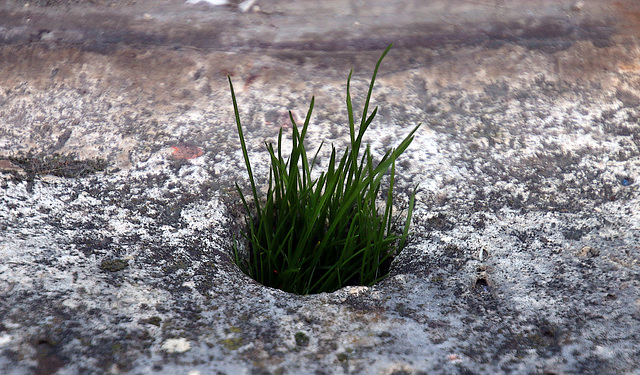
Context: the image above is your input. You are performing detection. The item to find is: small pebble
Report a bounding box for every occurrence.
[570,1,584,11]
[578,246,600,258]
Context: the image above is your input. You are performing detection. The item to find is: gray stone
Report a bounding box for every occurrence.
[0,0,639,374]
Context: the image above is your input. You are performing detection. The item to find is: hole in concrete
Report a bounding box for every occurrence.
[473,276,491,294]
[34,339,65,375]
[229,208,403,295]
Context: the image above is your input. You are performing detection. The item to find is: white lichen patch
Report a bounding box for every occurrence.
[346,286,369,296]
[0,334,12,346]
[162,338,192,353]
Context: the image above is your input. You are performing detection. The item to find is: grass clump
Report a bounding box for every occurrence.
[229,45,420,295]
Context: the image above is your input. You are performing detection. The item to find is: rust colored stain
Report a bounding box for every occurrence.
[614,0,640,37]
[170,143,203,160]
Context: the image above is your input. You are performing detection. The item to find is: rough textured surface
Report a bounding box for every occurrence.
[1,0,640,374]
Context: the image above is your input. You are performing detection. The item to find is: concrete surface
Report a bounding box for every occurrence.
[0,0,639,374]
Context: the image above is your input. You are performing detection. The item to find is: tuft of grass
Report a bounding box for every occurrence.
[229,44,420,295]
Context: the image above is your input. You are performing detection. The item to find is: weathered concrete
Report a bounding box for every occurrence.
[1,0,639,374]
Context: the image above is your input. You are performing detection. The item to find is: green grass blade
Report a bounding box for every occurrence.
[228,77,261,216]
[359,44,392,130]
[397,185,417,252]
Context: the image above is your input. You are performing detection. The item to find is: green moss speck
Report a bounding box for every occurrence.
[294,332,309,347]
[146,316,162,327]
[100,259,129,272]
[220,338,243,350]
[337,353,348,362]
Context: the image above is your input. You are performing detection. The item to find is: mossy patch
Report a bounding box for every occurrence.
[220,337,243,351]
[294,332,309,347]
[142,316,162,327]
[2,152,108,193]
[220,326,243,350]
[5,152,107,179]
[100,259,129,272]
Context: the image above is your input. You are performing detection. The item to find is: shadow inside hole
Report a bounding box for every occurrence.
[230,222,399,295]
[473,276,492,295]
